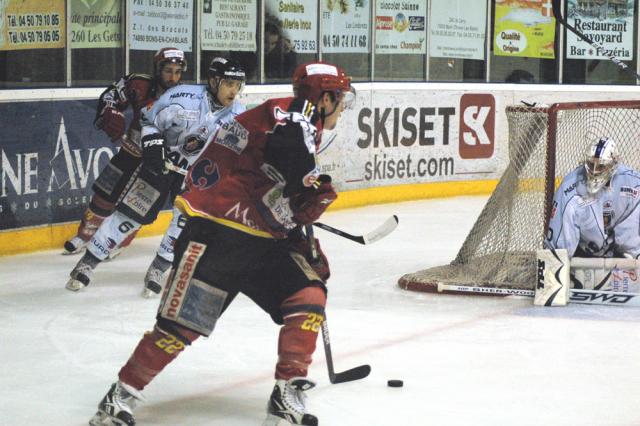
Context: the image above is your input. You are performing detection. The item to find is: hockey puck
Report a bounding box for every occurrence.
[387,379,403,388]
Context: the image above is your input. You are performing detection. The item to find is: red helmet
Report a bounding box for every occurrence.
[153,47,187,73]
[292,62,352,105]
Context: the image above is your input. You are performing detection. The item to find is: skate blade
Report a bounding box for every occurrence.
[262,414,293,426]
[88,410,110,426]
[65,278,85,292]
[140,288,157,298]
[89,409,130,426]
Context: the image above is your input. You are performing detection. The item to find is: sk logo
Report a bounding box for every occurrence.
[459,94,495,159]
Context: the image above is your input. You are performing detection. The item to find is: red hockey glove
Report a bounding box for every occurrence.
[289,235,330,281]
[101,107,126,141]
[291,176,337,225]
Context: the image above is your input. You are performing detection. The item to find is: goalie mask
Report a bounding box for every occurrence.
[584,137,619,194]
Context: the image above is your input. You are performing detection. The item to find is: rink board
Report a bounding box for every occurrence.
[0,179,497,255]
[3,82,640,256]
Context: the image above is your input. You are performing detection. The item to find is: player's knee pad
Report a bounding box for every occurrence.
[156,207,187,262]
[158,240,228,337]
[92,150,141,204]
[276,287,326,379]
[116,166,178,224]
[87,211,141,260]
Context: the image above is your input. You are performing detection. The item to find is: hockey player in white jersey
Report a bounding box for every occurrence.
[545,137,640,259]
[66,58,246,292]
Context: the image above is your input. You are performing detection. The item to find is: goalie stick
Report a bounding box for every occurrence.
[435,283,640,307]
[551,0,640,82]
[313,215,399,245]
[305,225,372,384]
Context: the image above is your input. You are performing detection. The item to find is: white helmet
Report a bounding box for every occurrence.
[584,137,619,194]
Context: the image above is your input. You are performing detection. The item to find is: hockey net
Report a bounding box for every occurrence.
[399,100,640,293]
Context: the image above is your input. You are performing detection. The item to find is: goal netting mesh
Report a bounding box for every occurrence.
[398,100,640,292]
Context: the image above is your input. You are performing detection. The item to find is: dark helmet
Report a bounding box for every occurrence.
[153,47,187,74]
[292,61,353,106]
[207,57,246,82]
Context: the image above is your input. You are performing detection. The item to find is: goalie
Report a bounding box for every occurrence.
[545,137,640,259]
[535,136,640,303]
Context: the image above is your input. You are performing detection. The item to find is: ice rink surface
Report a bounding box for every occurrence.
[2,196,640,426]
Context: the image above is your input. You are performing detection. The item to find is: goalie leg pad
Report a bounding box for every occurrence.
[535,249,570,306]
[276,286,326,380]
[118,324,200,391]
[158,241,228,336]
[92,149,141,204]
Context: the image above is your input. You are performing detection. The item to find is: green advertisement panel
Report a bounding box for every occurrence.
[493,1,555,59]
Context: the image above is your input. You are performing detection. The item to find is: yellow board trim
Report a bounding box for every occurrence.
[0,179,497,256]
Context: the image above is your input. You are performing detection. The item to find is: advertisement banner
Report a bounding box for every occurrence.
[128,0,193,52]
[0,100,116,231]
[429,0,486,60]
[321,0,370,53]
[201,0,257,52]
[375,1,426,54]
[70,0,122,49]
[0,0,64,51]
[566,0,634,60]
[265,0,317,53]
[493,0,555,59]
[319,90,504,190]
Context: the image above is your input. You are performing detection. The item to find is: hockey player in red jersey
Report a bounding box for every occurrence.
[88,61,354,426]
[63,47,186,254]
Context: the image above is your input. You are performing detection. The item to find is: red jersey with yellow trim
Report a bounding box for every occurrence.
[175,96,322,239]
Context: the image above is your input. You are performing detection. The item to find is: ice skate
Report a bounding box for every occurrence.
[262,377,318,426]
[66,252,99,291]
[89,381,144,426]
[141,255,172,298]
[63,236,87,255]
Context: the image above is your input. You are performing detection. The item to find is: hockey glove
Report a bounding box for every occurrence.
[288,232,331,281]
[141,134,167,176]
[291,175,337,225]
[100,107,126,141]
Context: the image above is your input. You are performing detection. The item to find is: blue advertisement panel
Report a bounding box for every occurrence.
[0,100,117,230]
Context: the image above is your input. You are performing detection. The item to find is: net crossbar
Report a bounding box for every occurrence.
[399,100,640,292]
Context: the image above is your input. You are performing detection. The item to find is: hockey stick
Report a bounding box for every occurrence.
[551,0,640,81]
[165,162,188,176]
[436,283,640,307]
[305,225,372,384]
[313,215,399,245]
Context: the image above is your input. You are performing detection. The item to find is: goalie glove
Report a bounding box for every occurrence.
[287,229,330,281]
[100,105,126,141]
[291,175,337,225]
[141,133,167,176]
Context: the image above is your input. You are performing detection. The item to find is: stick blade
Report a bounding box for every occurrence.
[330,364,371,384]
[363,215,399,245]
